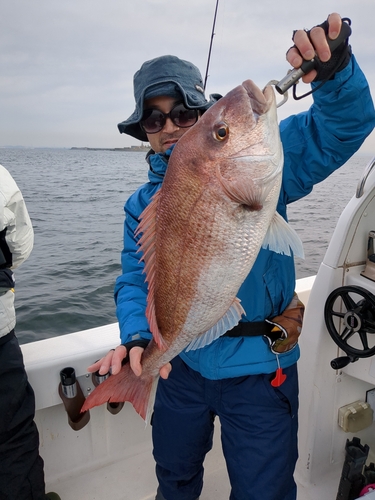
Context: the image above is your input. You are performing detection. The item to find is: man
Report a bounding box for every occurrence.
[0,165,60,500]
[88,13,375,500]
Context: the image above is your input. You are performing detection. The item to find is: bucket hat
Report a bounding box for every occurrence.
[118,55,221,142]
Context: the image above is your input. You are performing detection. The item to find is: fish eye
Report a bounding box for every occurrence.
[214,122,229,141]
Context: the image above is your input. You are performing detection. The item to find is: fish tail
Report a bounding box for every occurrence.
[81,363,158,422]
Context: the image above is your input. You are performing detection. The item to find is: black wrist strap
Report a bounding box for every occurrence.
[121,339,150,365]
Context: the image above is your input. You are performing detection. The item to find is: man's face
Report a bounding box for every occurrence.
[142,96,196,153]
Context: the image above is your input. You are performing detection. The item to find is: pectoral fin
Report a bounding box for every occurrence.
[262,212,304,258]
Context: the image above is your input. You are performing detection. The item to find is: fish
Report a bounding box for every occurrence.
[81,79,303,422]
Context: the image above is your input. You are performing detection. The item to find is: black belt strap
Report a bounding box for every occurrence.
[223,321,274,338]
[0,329,15,346]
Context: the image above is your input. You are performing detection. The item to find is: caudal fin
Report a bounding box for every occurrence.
[81,363,158,422]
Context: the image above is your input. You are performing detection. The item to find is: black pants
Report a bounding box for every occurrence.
[0,331,46,500]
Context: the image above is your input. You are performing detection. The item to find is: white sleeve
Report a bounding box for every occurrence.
[0,164,34,269]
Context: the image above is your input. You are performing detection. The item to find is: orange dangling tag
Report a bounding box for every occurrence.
[271,367,287,387]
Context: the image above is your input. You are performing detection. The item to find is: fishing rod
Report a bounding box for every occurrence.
[203,0,220,90]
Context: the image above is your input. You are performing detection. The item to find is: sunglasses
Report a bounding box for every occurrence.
[140,102,199,134]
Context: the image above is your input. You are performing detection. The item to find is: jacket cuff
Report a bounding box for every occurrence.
[311,53,355,93]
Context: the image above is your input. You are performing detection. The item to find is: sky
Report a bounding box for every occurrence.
[1,0,374,153]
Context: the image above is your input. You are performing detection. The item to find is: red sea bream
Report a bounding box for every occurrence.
[82,80,303,421]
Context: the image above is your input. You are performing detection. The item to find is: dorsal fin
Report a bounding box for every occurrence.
[136,190,168,352]
[185,298,245,352]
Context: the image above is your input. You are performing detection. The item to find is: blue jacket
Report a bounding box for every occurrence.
[115,55,375,379]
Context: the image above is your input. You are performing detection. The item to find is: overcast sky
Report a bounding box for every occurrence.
[1,0,374,153]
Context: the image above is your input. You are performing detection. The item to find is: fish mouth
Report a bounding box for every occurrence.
[242,79,273,116]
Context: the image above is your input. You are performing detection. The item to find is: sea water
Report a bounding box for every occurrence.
[0,148,372,344]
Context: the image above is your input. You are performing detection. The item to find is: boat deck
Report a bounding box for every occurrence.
[43,405,231,500]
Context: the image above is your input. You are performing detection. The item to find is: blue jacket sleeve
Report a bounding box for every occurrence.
[114,189,153,345]
[279,55,375,206]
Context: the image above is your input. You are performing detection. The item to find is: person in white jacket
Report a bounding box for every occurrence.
[0,164,60,500]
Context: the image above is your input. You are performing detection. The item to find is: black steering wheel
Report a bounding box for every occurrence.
[324,286,375,364]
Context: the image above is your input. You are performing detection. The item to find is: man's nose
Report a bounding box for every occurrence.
[162,117,179,133]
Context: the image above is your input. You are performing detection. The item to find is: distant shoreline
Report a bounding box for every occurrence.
[71,145,150,152]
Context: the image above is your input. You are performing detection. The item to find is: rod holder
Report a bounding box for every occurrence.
[59,367,90,431]
[107,401,125,415]
[92,365,124,415]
